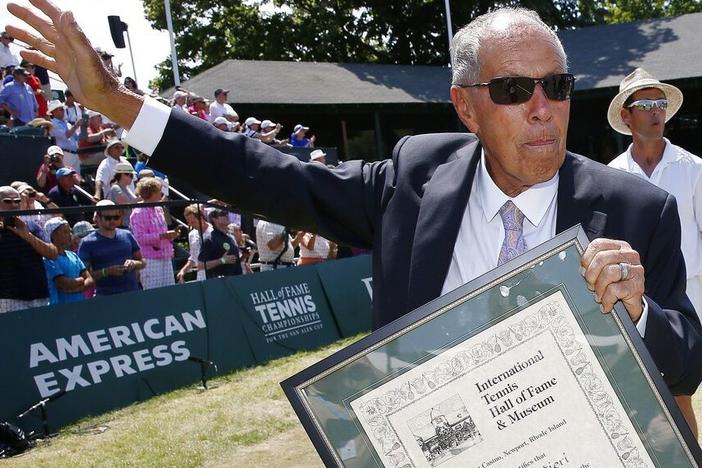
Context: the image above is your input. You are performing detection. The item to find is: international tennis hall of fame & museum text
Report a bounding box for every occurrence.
[282,226,702,468]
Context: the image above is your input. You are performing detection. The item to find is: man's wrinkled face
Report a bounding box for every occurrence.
[621,88,667,141]
[451,28,570,196]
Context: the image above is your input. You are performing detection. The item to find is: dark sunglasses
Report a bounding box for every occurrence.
[100,214,121,221]
[1,198,21,204]
[456,73,575,105]
[626,99,667,112]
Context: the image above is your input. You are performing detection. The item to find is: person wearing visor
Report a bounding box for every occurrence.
[8,3,702,399]
[607,68,702,436]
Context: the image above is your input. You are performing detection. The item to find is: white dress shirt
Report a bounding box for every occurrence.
[442,151,559,294]
[609,138,702,279]
[123,97,648,335]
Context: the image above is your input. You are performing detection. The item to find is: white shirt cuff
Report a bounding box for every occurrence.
[635,298,649,337]
[121,96,171,156]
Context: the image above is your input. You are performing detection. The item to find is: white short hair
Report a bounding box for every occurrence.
[451,7,567,86]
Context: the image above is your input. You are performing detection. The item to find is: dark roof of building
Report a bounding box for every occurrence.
[560,11,702,90]
[168,60,452,105]
[164,12,702,104]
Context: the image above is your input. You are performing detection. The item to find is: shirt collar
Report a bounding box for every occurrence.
[477,149,559,227]
[625,137,681,172]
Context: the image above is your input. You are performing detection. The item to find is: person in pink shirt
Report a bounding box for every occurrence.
[129,177,178,289]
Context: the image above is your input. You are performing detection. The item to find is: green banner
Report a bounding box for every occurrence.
[227,265,341,363]
[0,257,372,434]
[0,283,209,434]
[316,255,373,337]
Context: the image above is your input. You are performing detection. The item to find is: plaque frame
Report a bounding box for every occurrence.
[281,225,702,467]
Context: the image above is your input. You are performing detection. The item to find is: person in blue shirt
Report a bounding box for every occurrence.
[43,217,94,304]
[0,67,37,126]
[78,200,145,296]
[289,123,315,148]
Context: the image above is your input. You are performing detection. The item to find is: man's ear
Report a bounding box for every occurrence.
[450,86,479,134]
[620,108,631,128]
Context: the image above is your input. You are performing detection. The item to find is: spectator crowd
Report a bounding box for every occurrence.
[0,33,350,315]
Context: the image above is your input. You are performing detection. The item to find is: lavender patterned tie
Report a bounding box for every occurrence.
[497,201,527,266]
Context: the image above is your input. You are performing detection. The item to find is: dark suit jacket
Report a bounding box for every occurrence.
[152,110,702,394]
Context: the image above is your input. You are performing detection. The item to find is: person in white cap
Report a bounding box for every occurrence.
[94,139,132,200]
[607,67,702,437]
[35,145,76,192]
[171,90,189,113]
[47,99,82,173]
[243,117,262,139]
[289,123,315,148]
[213,116,230,132]
[42,217,94,304]
[309,149,327,165]
[259,119,285,144]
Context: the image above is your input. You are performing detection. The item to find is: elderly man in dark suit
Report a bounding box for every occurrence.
[7,2,701,398]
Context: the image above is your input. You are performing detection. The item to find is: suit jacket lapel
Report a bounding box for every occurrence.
[556,153,608,239]
[406,141,481,311]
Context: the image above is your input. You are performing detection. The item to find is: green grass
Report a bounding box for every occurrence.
[2,337,363,468]
[2,334,701,467]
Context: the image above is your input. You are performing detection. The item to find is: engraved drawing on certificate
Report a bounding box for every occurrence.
[349,290,654,468]
[407,394,483,466]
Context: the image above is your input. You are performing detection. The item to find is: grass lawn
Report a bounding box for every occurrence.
[2,335,701,467]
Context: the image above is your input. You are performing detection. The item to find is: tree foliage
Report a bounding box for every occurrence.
[602,0,702,23]
[143,0,699,91]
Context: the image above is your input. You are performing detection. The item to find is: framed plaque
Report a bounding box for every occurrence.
[281,226,702,467]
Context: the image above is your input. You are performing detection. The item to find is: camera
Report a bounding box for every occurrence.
[1,216,17,229]
[176,225,189,238]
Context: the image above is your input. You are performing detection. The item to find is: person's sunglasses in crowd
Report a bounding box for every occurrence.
[1,197,21,205]
[626,99,668,112]
[99,213,122,222]
[456,73,575,105]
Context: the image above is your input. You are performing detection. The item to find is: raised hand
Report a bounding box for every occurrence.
[6,0,143,128]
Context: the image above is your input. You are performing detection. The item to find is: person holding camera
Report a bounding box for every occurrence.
[47,99,82,174]
[256,220,302,272]
[35,145,76,192]
[0,186,57,313]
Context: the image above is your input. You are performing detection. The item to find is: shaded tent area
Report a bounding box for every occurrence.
[163,12,702,163]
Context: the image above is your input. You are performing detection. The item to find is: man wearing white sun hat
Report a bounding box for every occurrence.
[608,68,702,437]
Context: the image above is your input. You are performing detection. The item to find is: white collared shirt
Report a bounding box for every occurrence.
[123,97,648,335]
[0,43,19,68]
[609,138,702,278]
[441,151,559,294]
